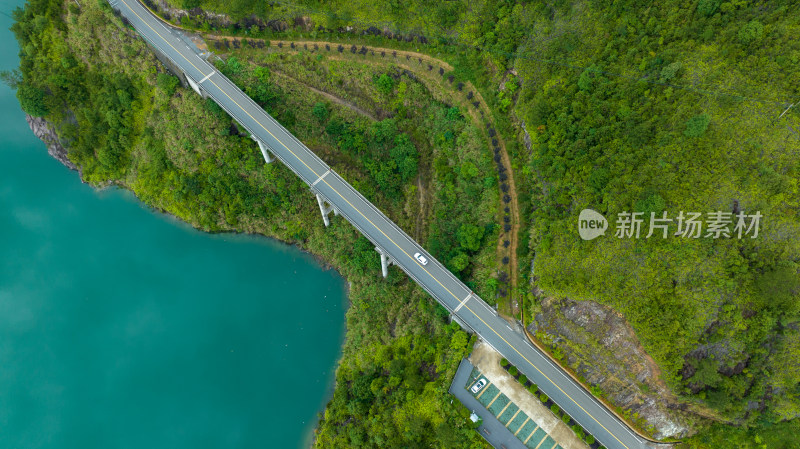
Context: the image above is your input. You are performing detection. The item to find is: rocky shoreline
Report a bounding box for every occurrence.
[25,114,79,173]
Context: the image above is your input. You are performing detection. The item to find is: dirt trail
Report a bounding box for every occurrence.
[267,39,454,72]
[270,70,378,121]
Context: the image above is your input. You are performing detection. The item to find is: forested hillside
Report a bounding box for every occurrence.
[514,0,800,427]
[9,0,800,447]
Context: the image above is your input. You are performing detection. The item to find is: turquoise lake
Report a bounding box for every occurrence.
[0,2,346,447]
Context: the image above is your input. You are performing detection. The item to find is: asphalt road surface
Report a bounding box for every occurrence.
[109,1,656,448]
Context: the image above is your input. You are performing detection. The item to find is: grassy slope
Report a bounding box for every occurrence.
[513,0,800,425]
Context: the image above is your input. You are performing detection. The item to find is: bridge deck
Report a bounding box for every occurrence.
[109,2,652,448]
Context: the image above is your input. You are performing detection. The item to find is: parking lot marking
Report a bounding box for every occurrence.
[497,401,512,418]
[524,425,540,444]
[487,391,503,408]
[507,409,522,427]
[535,435,553,449]
[514,417,530,436]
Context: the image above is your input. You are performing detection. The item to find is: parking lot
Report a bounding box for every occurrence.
[468,371,564,449]
[451,359,574,449]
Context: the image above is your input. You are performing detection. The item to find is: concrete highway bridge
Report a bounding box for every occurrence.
[108,1,660,448]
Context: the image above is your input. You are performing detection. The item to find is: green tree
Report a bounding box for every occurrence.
[457,223,484,252]
[375,73,395,95]
[684,113,710,137]
[225,56,242,75]
[156,73,179,97]
[312,102,329,122]
[17,83,49,116]
[390,133,418,182]
[0,69,21,88]
[460,160,478,179]
[660,62,682,82]
[450,330,468,353]
[738,21,764,46]
[697,0,720,16]
[577,65,601,92]
[254,66,271,84]
[449,253,469,272]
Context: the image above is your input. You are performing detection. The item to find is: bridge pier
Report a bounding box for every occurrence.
[451,314,469,332]
[375,247,394,278]
[186,76,208,99]
[316,194,338,227]
[251,136,274,163]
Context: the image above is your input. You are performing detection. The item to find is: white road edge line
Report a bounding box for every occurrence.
[479,300,496,315]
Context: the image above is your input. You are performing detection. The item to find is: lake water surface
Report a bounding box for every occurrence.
[0,3,346,447]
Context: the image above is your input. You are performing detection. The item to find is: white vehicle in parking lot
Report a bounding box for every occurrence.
[470,378,487,393]
[414,252,428,265]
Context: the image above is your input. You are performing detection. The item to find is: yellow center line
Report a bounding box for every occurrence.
[118,2,631,448]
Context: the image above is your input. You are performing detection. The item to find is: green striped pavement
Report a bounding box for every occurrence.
[517,418,538,441]
[537,436,556,449]
[525,427,547,448]
[476,384,499,406]
[488,393,510,416]
[498,402,519,424]
[507,410,528,434]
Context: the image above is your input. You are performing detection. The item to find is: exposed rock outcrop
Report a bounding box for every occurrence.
[25,115,78,172]
[528,296,693,439]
